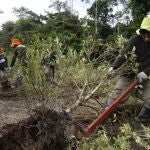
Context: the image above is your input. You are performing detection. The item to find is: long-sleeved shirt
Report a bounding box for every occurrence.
[10,44,27,67]
[112,35,150,76]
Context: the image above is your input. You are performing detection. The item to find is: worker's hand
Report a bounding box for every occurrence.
[8,67,12,73]
[107,67,114,74]
[5,67,11,72]
[137,71,148,82]
[107,67,116,78]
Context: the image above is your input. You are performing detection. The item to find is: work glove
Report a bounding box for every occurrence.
[5,67,11,73]
[8,67,12,73]
[107,67,116,78]
[137,71,148,82]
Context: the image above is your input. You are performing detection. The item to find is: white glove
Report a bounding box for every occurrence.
[107,67,114,75]
[137,71,148,82]
[107,67,116,78]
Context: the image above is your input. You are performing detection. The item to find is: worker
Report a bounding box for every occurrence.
[10,38,27,87]
[106,17,150,123]
[10,38,27,68]
[41,44,56,83]
[0,47,11,90]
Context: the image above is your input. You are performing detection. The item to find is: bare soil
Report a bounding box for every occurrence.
[0,89,149,150]
[0,89,71,150]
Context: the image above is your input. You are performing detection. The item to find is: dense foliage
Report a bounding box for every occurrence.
[0,0,149,54]
[0,1,149,149]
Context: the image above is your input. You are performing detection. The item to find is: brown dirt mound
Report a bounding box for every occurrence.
[0,108,69,150]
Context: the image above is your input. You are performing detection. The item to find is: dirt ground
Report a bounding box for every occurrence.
[0,90,37,129]
[0,89,70,150]
[0,88,149,150]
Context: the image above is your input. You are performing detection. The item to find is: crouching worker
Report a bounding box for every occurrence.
[41,44,56,83]
[105,17,150,123]
[10,38,27,87]
[0,47,11,90]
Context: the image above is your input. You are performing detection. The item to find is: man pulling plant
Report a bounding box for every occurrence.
[10,38,27,87]
[106,17,150,123]
[41,44,56,83]
[10,38,27,68]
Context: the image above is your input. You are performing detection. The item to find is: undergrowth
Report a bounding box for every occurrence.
[8,35,150,149]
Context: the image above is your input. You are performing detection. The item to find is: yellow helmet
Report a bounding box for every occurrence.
[136,17,150,35]
[11,38,21,47]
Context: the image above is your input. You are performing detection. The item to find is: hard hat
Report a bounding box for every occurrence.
[0,47,4,54]
[11,38,21,47]
[136,17,150,35]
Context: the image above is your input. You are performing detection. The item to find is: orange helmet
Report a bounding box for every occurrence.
[11,38,21,47]
[0,47,4,54]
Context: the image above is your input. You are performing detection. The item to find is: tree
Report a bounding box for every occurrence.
[0,21,15,50]
[49,0,71,13]
[127,0,150,25]
[87,0,113,25]
[12,7,38,18]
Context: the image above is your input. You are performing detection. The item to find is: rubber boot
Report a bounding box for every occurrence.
[137,106,150,123]
[16,74,23,87]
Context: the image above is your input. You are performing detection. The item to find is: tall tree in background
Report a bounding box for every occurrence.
[12,7,47,44]
[12,7,39,19]
[49,0,71,13]
[87,0,113,25]
[0,21,15,50]
[1,0,150,51]
[128,0,150,25]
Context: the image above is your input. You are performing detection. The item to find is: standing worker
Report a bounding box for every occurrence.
[0,47,11,90]
[10,38,27,87]
[41,44,56,83]
[10,38,27,68]
[106,17,150,123]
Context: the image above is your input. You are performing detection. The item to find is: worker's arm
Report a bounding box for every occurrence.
[10,49,18,67]
[112,35,136,70]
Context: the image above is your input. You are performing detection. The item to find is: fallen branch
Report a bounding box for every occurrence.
[66,77,108,113]
[80,104,99,114]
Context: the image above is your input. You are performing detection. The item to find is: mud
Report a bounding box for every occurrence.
[0,108,69,150]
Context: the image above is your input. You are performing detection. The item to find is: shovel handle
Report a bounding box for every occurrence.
[84,79,139,137]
